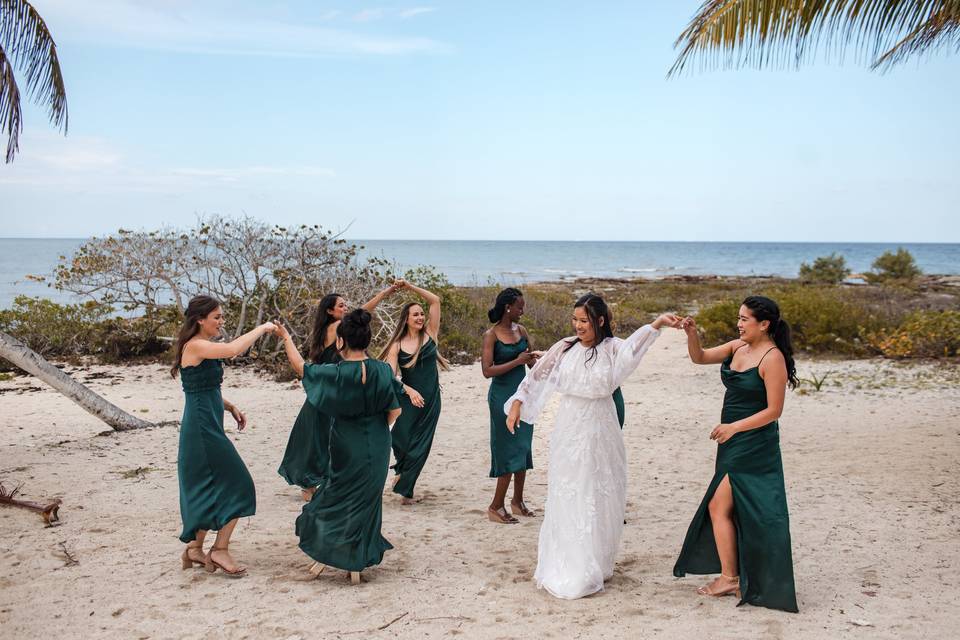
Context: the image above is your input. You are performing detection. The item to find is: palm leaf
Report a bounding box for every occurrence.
[0,0,68,162]
[669,0,960,76]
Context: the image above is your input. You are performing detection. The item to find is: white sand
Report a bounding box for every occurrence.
[1,330,958,639]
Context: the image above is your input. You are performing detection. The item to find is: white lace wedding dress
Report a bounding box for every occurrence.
[505,325,661,599]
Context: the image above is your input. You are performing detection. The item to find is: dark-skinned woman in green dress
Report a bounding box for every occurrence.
[276,310,401,585]
[380,279,448,505]
[172,295,278,577]
[278,285,399,501]
[674,296,799,612]
[481,288,540,524]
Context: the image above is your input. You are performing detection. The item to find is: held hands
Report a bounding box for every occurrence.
[230,405,247,431]
[272,321,291,341]
[680,316,697,335]
[505,400,522,434]
[651,313,682,330]
[260,321,278,335]
[710,423,738,444]
[516,350,540,366]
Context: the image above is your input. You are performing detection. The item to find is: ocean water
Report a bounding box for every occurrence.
[1,238,957,308]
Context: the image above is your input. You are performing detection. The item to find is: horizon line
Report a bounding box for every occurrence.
[1,237,959,245]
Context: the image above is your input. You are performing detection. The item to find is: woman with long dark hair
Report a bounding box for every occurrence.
[379,279,449,505]
[278,285,399,501]
[275,310,401,585]
[673,295,799,612]
[481,288,539,524]
[171,295,276,577]
[505,293,680,599]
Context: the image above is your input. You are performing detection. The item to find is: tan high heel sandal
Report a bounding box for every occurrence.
[697,573,740,598]
[350,571,361,585]
[204,546,248,578]
[181,544,205,570]
[309,562,326,577]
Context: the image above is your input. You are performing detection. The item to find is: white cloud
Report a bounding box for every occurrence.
[38,0,448,57]
[399,7,437,19]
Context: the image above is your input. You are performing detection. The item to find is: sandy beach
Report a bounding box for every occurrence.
[1,329,958,639]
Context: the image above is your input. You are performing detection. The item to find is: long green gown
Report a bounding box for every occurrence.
[177,359,256,542]
[277,343,340,489]
[391,337,442,499]
[613,387,625,428]
[488,337,534,477]
[673,355,799,612]
[296,359,400,571]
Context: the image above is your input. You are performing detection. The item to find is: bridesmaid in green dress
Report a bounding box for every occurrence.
[171,295,277,577]
[673,296,800,612]
[481,288,540,524]
[276,310,401,585]
[278,285,399,501]
[379,279,449,505]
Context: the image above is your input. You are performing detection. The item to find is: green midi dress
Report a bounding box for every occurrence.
[390,337,442,499]
[488,337,534,477]
[296,359,400,571]
[177,359,256,542]
[673,355,799,612]
[278,343,340,489]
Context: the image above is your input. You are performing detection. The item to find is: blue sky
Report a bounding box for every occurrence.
[2,1,958,241]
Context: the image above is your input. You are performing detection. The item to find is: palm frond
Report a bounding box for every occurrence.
[0,0,67,162]
[669,0,960,76]
[0,46,23,163]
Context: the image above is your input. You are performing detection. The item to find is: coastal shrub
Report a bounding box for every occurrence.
[798,253,850,285]
[0,296,111,357]
[864,248,922,285]
[863,310,960,358]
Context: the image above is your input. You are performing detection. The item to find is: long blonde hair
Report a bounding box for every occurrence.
[378,302,450,371]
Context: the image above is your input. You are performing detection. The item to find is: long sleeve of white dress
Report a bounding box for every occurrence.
[608,324,660,391]
[503,337,571,425]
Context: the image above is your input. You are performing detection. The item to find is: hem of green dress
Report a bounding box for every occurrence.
[178,508,256,543]
[298,541,394,572]
[276,466,324,490]
[488,463,533,478]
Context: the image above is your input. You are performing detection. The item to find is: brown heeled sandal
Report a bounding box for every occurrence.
[204,546,248,578]
[510,501,536,517]
[181,544,205,570]
[697,573,740,598]
[309,562,326,578]
[350,571,361,585]
[488,507,518,524]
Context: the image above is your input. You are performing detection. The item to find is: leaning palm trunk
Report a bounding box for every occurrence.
[0,330,152,431]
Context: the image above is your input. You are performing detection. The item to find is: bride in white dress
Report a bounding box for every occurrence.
[505,294,679,599]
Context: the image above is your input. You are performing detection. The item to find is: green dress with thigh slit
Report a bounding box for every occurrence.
[296,359,400,571]
[390,337,442,499]
[177,359,256,542]
[278,344,340,489]
[673,355,798,612]
[488,337,534,477]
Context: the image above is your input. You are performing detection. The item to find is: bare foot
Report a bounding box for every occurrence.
[400,495,422,505]
[301,487,316,502]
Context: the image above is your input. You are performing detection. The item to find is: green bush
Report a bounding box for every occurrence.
[863,310,960,358]
[864,248,922,284]
[799,253,850,285]
[0,296,112,357]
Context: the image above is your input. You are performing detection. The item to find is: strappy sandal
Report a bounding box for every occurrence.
[204,546,248,578]
[488,507,518,524]
[510,501,536,517]
[697,574,740,598]
[181,544,205,570]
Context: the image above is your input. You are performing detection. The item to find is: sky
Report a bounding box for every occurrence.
[1,1,958,242]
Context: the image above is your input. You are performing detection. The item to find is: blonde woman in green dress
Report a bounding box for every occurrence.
[171,295,276,578]
[379,279,449,505]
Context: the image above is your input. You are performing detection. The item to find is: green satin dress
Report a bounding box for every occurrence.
[613,387,625,428]
[673,355,798,612]
[296,359,400,571]
[488,337,534,477]
[278,343,340,489]
[177,359,256,542]
[391,337,442,499]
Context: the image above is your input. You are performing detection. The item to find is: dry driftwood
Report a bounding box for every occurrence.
[0,483,61,526]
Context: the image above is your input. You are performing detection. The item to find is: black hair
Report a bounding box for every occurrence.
[742,295,799,389]
[488,287,523,323]
[563,293,614,365]
[171,295,222,377]
[308,293,342,361]
[337,308,373,351]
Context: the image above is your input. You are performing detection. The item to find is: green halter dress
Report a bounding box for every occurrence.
[673,350,798,612]
[296,359,400,571]
[177,359,256,542]
[390,336,442,499]
[488,337,534,477]
[278,343,340,489]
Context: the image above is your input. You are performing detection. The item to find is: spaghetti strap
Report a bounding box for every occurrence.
[732,342,748,354]
[757,346,778,366]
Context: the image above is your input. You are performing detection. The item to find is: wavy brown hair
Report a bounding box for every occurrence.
[170,295,222,377]
[307,293,343,361]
